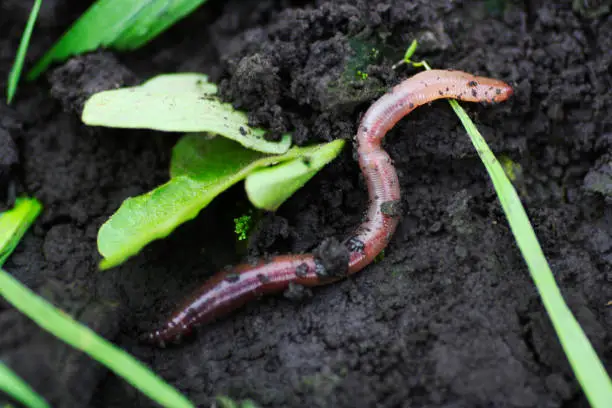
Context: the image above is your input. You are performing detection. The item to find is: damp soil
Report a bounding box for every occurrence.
[1,1,612,407]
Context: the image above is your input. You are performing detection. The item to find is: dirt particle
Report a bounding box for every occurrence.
[295,262,310,278]
[468,80,478,87]
[257,273,270,284]
[239,126,247,136]
[380,200,402,217]
[313,237,349,278]
[314,259,327,278]
[224,273,240,283]
[471,89,478,97]
[345,236,365,253]
[283,282,312,301]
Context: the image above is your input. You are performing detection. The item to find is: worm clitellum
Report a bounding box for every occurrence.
[145,69,513,346]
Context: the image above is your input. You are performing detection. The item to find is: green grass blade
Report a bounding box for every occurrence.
[0,198,47,408]
[0,197,42,266]
[28,0,208,80]
[0,363,49,408]
[0,199,194,407]
[6,0,42,104]
[448,99,612,407]
[0,268,195,408]
[404,53,612,406]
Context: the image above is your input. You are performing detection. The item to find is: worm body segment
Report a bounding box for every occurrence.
[145,70,513,346]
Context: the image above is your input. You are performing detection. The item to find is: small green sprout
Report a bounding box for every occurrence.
[356,70,368,80]
[392,39,424,70]
[234,212,253,241]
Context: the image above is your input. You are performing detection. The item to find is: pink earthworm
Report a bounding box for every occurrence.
[144,69,513,346]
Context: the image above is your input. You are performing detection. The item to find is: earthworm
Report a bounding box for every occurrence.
[144,69,513,346]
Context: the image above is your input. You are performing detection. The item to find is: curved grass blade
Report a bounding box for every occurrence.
[7,0,41,104]
[99,135,343,269]
[0,362,49,408]
[449,97,612,408]
[82,73,291,154]
[403,47,612,408]
[28,0,208,80]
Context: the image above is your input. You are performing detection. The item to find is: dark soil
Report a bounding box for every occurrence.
[1,0,611,407]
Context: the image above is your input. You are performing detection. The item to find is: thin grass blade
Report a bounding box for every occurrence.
[0,269,195,408]
[448,98,612,407]
[0,363,49,408]
[7,0,41,104]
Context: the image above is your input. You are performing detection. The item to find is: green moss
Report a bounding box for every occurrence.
[234,212,253,241]
[355,70,368,80]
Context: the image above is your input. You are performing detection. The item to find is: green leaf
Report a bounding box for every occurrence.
[0,197,42,266]
[245,139,345,210]
[98,135,344,269]
[28,0,208,79]
[7,0,41,104]
[82,73,291,154]
[0,363,49,408]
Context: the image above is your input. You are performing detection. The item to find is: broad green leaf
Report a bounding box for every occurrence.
[7,0,41,104]
[0,363,48,408]
[245,139,345,210]
[0,197,42,266]
[99,135,344,269]
[82,73,291,154]
[28,0,208,79]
